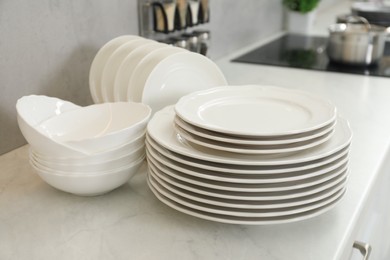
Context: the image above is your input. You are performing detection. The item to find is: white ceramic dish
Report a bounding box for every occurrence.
[148,172,346,217]
[147,157,348,199]
[174,115,336,145]
[38,102,151,154]
[174,123,334,154]
[16,95,87,157]
[147,148,348,191]
[31,145,145,173]
[146,143,349,184]
[147,134,350,174]
[146,106,352,166]
[147,178,345,225]
[32,132,145,163]
[139,52,228,113]
[30,155,145,196]
[113,42,169,101]
[101,38,153,102]
[175,85,337,137]
[148,171,346,209]
[89,35,140,103]
[127,47,187,105]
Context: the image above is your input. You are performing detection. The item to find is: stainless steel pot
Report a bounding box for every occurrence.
[327,16,390,65]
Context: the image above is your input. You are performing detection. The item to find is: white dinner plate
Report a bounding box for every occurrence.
[175,85,337,137]
[147,173,346,217]
[147,157,348,200]
[174,123,334,154]
[101,38,153,102]
[127,47,187,105]
[147,178,345,225]
[146,141,349,183]
[113,42,169,102]
[89,35,140,103]
[146,134,350,174]
[174,115,336,145]
[148,171,346,209]
[146,149,348,194]
[139,52,228,113]
[146,106,352,166]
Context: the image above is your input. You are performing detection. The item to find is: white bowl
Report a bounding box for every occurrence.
[37,102,151,154]
[32,132,146,164]
[30,144,145,173]
[16,95,88,157]
[30,155,145,196]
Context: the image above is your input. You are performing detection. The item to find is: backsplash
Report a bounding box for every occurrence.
[0,0,283,155]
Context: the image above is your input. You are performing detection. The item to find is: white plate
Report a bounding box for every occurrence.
[146,141,349,183]
[174,115,336,145]
[113,42,169,102]
[147,134,350,174]
[174,123,334,154]
[148,173,346,217]
[148,172,346,209]
[101,39,153,102]
[147,149,349,193]
[139,52,228,113]
[147,106,352,166]
[89,35,140,103]
[147,158,348,200]
[175,85,337,137]
[147,178,345,225]
[127,47,187,104]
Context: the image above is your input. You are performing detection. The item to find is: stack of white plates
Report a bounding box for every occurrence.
[145,85,352,225]
[89,35,227,112]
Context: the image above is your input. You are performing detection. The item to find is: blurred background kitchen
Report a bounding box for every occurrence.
[0,0,374,155]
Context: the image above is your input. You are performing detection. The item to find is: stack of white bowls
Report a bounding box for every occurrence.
[145,85,352,225]
[89,35,227,112]
[17,95,151,196]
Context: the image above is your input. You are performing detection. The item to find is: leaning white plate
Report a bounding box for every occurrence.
[101,38,153,102]
[113,42,169,102]
[148,171,346,209]
[147,106,352,166]
[127,47,187,104]
[89,35,140,104]
[174,123,334,154]
[146,134,350,174]
[147,173,346,217]
[138,52,227,113]
[174,115,336,145]
[147,177,346,225]
[175,85,337,137]
[146,144,348,185]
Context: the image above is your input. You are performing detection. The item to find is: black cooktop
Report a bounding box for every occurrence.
[233,34,390,77]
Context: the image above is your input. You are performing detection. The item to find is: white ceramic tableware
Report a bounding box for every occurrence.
[127,47,187,104]
[89,35,140,103]
[38,102,151,154]
[101,38,154,102]
[146,106,352,166]
[175,85,337,137]
[30,155,145,196]
[138,52,228,113]
[113,42,169,101]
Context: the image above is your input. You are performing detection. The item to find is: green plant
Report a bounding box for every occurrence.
[283,0,320,13]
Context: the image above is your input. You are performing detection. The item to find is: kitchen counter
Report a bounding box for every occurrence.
[2,5,390,260]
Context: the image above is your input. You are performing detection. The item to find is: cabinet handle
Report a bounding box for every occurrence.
[353,241,372,260]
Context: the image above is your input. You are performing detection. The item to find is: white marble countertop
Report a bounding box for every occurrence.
[2,3,390,260]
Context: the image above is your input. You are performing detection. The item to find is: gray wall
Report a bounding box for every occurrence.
[0,0,283,155]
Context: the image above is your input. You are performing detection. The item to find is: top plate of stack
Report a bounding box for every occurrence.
[174,85,337,154]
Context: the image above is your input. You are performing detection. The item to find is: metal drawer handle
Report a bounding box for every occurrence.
[353,241,372,260]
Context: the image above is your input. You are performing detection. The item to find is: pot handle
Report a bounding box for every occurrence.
[345,15,371,31]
